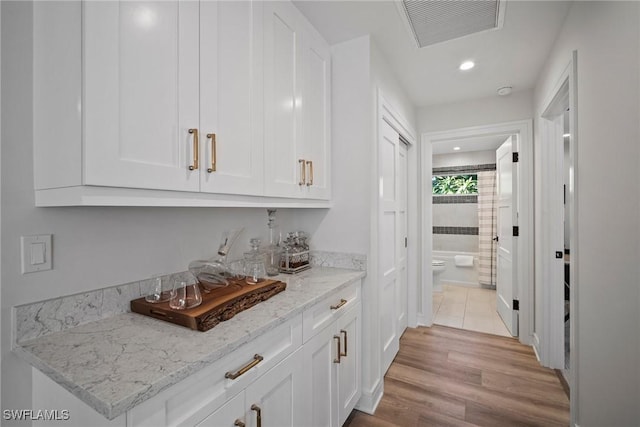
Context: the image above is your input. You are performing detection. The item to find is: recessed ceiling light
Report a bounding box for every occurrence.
[459,61,475,71]
[453,146,461,151]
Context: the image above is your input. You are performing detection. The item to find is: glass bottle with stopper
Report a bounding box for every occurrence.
[264,209,282,276]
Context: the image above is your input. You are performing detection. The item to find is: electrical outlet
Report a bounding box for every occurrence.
[21,235,52,274]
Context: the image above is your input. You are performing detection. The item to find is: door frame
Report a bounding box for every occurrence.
[420,119,534,346]
[537,51,578,424]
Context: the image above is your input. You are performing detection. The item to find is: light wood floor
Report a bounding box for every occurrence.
[345,326,570,427]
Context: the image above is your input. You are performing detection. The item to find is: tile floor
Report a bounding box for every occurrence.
[432,283,512,337]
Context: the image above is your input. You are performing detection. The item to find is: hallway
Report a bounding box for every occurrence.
[345,326,570,426]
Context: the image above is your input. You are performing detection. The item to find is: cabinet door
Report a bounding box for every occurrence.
[304,324,339,427]
[83,1,200,192]
[199,1,264,196]
[245,348,305,427]
[301,24,331,200]
[195,392,245,427]
[263,1,305,199]
[336,304,362,427]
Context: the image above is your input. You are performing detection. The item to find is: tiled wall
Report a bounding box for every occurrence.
[432,151,495,253]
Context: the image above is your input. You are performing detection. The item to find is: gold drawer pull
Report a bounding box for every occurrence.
[340,329,348,357]
[207,133,216,173]
[251,404,262,427]
[188,128,199,170]
[234,420,245,427]
[298,159,306,186]
[225,354,263,380]
[333,335,341,363]
[306,160,313,186]
[330,299,347,310]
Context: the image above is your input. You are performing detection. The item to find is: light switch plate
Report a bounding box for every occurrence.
[21,234,52,274]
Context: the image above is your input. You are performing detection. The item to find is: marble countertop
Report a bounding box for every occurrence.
[15,267,365,420]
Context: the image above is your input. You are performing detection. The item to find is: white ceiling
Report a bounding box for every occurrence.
[431,134,510,154]
[293,0,572,108]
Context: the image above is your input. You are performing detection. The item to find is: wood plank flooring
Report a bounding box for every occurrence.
[345,326,570,427]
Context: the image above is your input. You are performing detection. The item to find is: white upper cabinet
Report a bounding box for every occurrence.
[199,1,264,196]
[33,0,329,207]
[84,1,262,195]
[83,1,200,192]
[263,1,304,199]
[263,1,331,200]
[301,21,331,200]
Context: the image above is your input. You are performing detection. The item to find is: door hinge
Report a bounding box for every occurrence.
[405,237,408,248]
[513,300,519,311]
[513,226,519,237]
[512,152,519,163]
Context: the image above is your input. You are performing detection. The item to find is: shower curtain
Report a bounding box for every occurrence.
[477,171,497,286]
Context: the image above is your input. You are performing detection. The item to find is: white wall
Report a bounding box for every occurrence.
[533,1,640,425]
[370,41,416,132]
[291,34,417,412]
[418,89,534,134]
[0,2,295,416]
[432,150,496,168]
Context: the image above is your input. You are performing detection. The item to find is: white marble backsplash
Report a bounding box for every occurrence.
[14,271,194,344]
[310,250,366,271]
[14,251,364,344]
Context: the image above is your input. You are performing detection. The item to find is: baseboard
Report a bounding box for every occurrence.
[416,314,432,327]
[355,379,383,415]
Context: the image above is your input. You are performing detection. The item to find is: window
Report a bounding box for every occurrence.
[432,174,478,195]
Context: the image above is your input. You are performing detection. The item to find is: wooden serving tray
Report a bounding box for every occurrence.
[130,279,286,332]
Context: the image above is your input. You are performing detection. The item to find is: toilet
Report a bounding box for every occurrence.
[432,260,446,292]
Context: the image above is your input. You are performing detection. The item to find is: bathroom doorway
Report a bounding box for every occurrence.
[421,120,534,345]
[430,135,515,337]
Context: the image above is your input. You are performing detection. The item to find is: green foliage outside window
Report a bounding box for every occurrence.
[432,174,478,195]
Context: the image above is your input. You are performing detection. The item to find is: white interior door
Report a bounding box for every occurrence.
[397,142,409,335]
[496,136,519,336]
[379,119,399,374]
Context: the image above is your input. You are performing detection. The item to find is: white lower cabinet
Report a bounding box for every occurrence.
[304,302,361,427]
[31,281,362,427]
[197,348,304,427]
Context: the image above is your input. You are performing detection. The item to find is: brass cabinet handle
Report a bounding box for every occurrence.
[306,160,313,186]
[340,329,348,357]
[188,128,199,170]
[225,354,263,380]
[206,133,216,173]
[330,299,347,310]
[298,159,306,186]
[251,404,262,427]
[234,420,245,427]
[333,335,342,363]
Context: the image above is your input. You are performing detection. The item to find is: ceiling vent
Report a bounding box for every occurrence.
[397,0,505,48]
